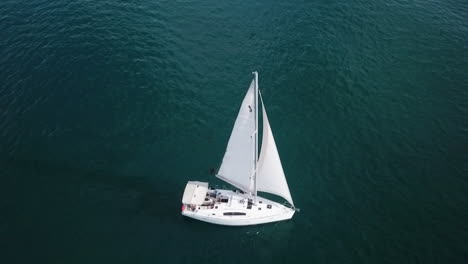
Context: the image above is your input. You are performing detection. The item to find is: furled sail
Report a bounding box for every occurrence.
[216,80,256,193]
[256,101,294,207]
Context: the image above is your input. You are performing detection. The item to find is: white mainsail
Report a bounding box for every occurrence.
[256,100,294,207]
[216,80,256,193]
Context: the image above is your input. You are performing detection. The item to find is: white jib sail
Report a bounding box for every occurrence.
[256,102,294,207]
[217,80,256,193]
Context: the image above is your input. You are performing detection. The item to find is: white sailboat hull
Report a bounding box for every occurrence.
[182,189,295,226]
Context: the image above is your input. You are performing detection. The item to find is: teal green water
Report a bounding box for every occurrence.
[1,0,468,263]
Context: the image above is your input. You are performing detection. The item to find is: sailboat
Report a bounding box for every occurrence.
[181,72,297,226]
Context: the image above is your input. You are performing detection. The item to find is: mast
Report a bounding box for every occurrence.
[253,71,259,199]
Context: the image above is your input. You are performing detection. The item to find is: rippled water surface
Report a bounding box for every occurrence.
[1,0,467,263]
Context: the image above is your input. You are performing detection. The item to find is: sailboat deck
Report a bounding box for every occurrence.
[182,189,294,226]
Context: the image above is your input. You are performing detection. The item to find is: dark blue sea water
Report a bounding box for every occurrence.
[1,0,468,263]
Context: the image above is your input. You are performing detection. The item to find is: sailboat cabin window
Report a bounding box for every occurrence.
[220,198,229,203]
[223,212,246,216]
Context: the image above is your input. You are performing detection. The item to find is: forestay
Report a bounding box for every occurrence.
[256,101,294,207]
[216,80,256,193]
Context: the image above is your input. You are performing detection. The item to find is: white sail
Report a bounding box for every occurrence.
[257,102,294,207]
[217,80,256,193]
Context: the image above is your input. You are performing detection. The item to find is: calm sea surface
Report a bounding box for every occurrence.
[1,0,467,263]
